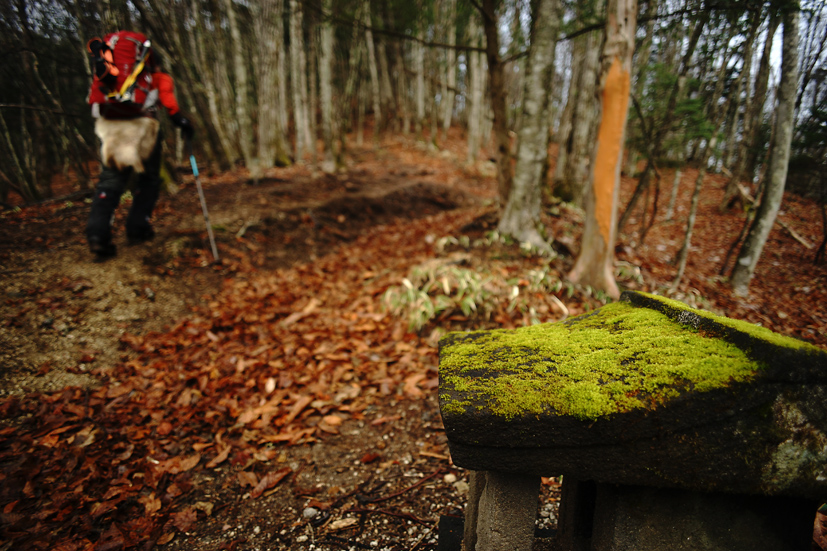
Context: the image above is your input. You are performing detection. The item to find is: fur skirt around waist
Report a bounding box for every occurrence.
[95,117,160,173]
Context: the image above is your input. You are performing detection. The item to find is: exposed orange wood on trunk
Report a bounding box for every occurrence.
[593,56,631,244]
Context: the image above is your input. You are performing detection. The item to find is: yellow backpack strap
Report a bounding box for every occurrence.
[116,39,152,99]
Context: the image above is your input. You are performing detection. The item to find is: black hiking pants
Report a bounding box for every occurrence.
[86,131,163,248]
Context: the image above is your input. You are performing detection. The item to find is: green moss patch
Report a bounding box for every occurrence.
[624,291,819,353]
[439,300,767,421]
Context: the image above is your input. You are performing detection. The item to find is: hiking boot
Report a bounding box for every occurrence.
[127,226,155,245]
[89,237,117,260]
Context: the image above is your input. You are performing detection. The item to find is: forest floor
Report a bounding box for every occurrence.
[1,131,826,551]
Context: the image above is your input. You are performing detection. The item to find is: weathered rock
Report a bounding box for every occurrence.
[438,291,827,499]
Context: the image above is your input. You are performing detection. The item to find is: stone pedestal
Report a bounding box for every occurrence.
[438,291,827,551]
[464,471,541,551]
[562,478,817,551]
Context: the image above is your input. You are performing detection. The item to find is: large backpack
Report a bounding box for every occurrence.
[87,31,154,116]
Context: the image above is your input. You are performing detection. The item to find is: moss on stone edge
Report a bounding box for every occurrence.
[439,301,766,421]
[623,291,820,353]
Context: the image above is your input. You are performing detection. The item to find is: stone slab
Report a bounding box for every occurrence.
[438,291,827,498]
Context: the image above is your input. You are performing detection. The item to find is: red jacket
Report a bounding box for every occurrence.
[88,70,180,119]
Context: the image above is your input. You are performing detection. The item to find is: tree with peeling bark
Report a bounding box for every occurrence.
[731,4,800,296]
[568,0,638,300]
[498,0,561,251]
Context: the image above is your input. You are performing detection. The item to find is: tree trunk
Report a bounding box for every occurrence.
[722,13,779,208]
[254,0,288,170]
[481,0,513,205]
[560,29,601,207]
[363,0,381,143]
[309,21,319,166]
[731,7,799,297]
[357,81,365,146]
[665,168,682,220]
[378,41,396,128]
[223,0,253,168]
[190,0,237,167]
[216,38,242,163]
[568,0,638,300]
[430,50,440,147]
[277,25,290,157]
[415,27,426,138]
[624,0,659,176]
[722,14,761,172]
[341,11,365,155]
[290,0,311,162]
[466,13,485,165]
[671,137,716,291]
[441,0,457,142]
[552,47,577,186]
[319,0,336,173]
[498,0,561,250]
[397,40,411,135]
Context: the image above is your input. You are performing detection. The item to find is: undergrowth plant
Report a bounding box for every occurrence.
[383,263,492,331]
[383,258,572,331]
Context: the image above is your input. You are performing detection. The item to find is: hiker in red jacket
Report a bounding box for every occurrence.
[85,31,194,260]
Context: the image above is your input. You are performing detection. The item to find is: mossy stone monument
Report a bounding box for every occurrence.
[438,291,827,551]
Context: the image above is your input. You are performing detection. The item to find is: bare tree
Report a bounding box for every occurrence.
[441,0,458,141]
[731,6,800,296]
[722,11,780,209]
[290,0,311,162]
[319,0,337,173]
[481,0,513,204]
[254,0,289,170]
[363,0,382,143]
[223,0,254,168]
[466,12,486,165]
[498,0,562,251]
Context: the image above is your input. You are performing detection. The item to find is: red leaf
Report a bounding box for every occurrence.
[360,452,380,464]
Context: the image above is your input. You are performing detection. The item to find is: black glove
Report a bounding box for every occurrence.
[170,111,195,141]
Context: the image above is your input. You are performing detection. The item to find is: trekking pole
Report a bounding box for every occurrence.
[188,150,220,262]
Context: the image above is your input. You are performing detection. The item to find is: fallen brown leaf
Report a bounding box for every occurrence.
[206,446,231,469]
[171,507,198,533]
[250,467,291,498]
